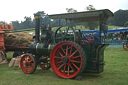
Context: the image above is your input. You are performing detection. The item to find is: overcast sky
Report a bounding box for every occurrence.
[0,0,128,23]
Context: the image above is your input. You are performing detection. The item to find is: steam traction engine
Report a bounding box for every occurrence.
[20,9,114,79]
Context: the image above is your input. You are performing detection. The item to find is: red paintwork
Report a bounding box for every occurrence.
[123,41,128,51]
[20,54,35,74]
[50,42,82,78]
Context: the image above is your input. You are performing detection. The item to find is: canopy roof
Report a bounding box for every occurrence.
[49,9,114,22]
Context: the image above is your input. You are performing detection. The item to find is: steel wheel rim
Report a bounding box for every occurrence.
[51,42,82,78]
[54,26,77,43]
[20,54,35,74]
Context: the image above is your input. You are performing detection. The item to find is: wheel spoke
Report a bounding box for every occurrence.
[69,45,73,55]
[56,61,63,64]
[24,66,28,69]
[31,62,34,66]
[25,67,28,71]
[58,63,65,70]
[69,64,75,72]
[25,57,28,62]
[60,46,66,54]
[28,66,33,70]
[72,55,80,59]
[28,60,33,63]
[55,56,62,59]
[69,50,78,58]
[72,62,79,70]
[67,65,70,75]
[58,51,64,57]
[70,60,81,63]
[63,64,66,73]
[23,62,26,66]
[66,45,68,56]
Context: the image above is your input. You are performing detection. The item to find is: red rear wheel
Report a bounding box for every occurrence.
[50,41,86,79]
[20,54,37,74]
[123,41,128,51]
[39,56,51,70]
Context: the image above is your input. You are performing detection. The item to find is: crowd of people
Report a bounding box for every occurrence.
[107,31,128,41]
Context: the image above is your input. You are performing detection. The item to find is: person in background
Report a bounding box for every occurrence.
[126,34,128,41]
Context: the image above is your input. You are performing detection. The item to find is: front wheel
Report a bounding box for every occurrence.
[50,41,86,79]
[20,54,37,74]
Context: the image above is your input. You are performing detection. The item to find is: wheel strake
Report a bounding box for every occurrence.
[50,41,86,78]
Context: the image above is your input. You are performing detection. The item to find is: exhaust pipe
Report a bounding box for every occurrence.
[34,13,40,42]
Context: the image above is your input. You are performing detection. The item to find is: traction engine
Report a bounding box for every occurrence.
[20,9,114,79]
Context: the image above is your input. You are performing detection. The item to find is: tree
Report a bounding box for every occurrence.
[108,9,128,26]
[124,21,128,27]
[23,16,33,29]
[0,21,7,24]
[66,8,77,13]
[35,11,52,27]
[85,5,96,11]
[66,8,77,27]
[11,21,20,30]
[83,5,98,30]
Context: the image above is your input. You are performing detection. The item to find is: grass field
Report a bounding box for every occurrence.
[0,46,128,85]
[27,25,125,33]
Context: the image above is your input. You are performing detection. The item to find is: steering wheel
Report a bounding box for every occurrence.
[86,35,95,44]
[54,26,76,43]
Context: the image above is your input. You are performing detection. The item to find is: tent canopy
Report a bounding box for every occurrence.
[49,9,114,23]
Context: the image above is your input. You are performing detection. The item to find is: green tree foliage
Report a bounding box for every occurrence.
[23,16,33,29]
[11,11,53,30]
[66,8,77,13]
[11,21,20,30]
[66,8,77,27]
[108,9,128,26]
[12,16,34,30]
[36,11,53,27]
[83,5,98,30]
[124,21,128,27]
[0,21,7,24]
[86,5,96,10]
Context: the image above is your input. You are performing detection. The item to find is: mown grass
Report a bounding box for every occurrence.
[107,25,125,30]
[51,25,125,32]
[0,46,128,85]
[27,25,125,33]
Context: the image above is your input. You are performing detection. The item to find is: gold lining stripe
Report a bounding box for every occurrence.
[36,43,39,53]
[48,44,51,53]
[34,16,40,18]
